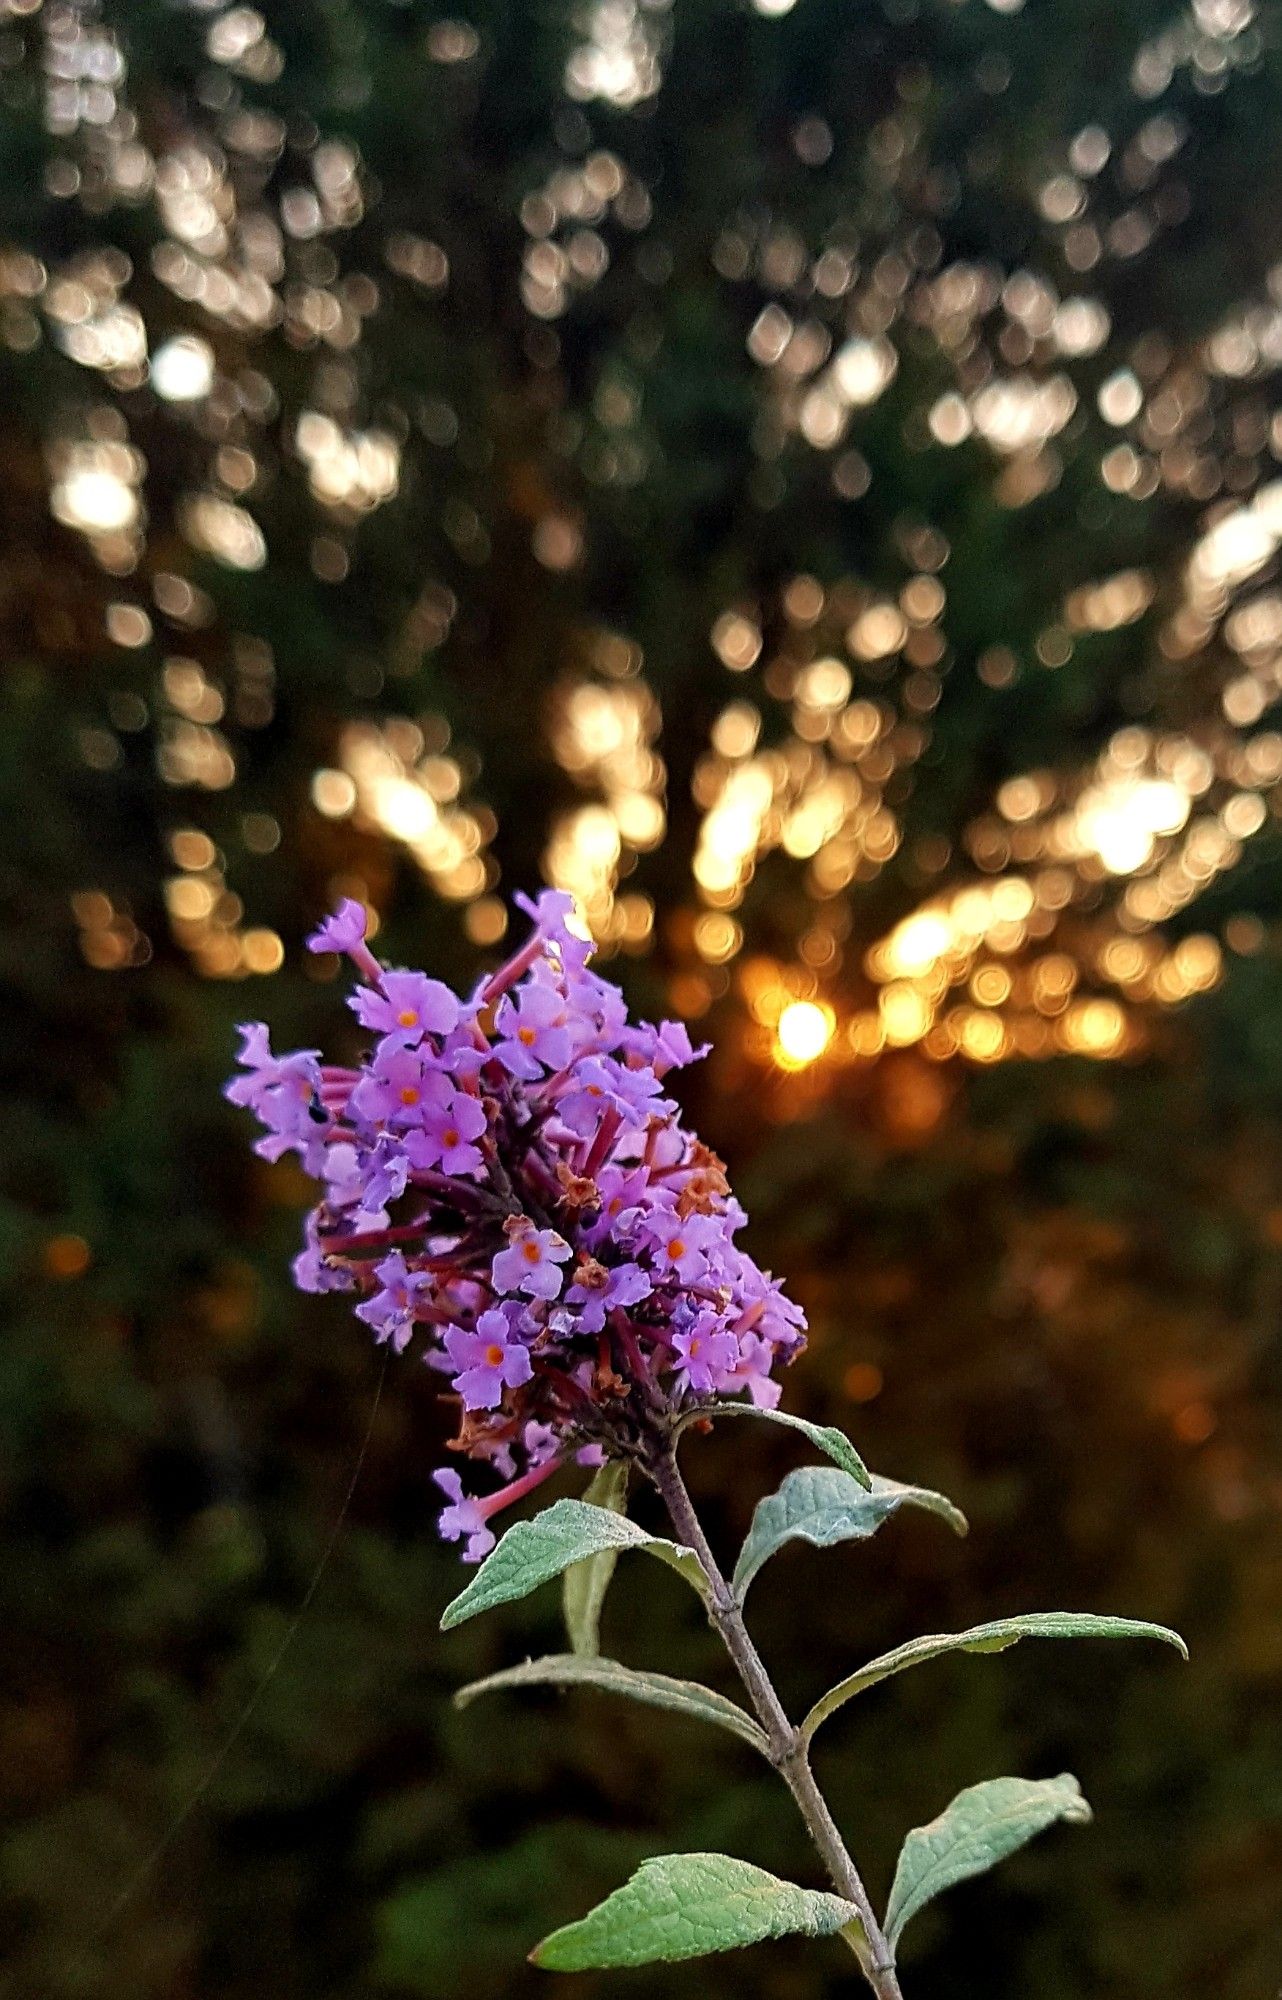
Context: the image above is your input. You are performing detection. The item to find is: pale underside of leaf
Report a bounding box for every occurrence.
[802,1611,1188,1740]
[440,1498,705,1631]
[678,1401,871,1488]
[885,1773,1093,1948]
[531,1851,860,1970]
[562,1460,629,1657]
[455,1652,771,1756]
[733,1466,968,1599]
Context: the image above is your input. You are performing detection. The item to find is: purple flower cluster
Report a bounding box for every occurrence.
[227,892,805,1558]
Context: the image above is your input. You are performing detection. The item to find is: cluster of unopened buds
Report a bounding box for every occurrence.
[227,892,805,1560]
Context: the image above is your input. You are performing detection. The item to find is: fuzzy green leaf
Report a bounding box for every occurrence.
[681,1402,870,1487]
[440,1499,705,1631]
[802,1612,1188,1741]
[530,1852,860,1970]
[455,1652,771,1756]
[885,1774,1093,1947]
[562,1461,629,1657]
[733,1467,967,1599]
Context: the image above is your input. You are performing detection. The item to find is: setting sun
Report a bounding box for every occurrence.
[775,999,835,1068]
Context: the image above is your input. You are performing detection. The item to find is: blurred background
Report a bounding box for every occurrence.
[2,0,1282,1994]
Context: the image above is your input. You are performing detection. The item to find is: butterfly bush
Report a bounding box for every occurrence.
[227,891,805,1560]
[227,892,1188,2000]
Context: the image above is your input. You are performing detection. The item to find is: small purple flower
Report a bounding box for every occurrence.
[653,1020,709,1071]
[671,1311,740,1395]
[351,969,461,1042]
[492,1222,572,1301]
[406,1087,488,1178]
[492,982,574,1080]
[308,898,368,955]
[225,1022,324,1162]
[434,1467,495,1563]
[624,1018,709,1076]
[292,1211,357,1294]
[350,1044,438,1129]
[565,1257,653,1334]
[581,1164,653,1242]
[324,1137,409,1227]
[745,1271,808,1352]
[306,898,384,983]
[725,1329,783,1409]
[556,1054,664,1138]
[515,888,593,970]
[444,1309,535,1410]
[354,1251,432,1351]
[522,1419,561,1466]
[643,1210,724,1285]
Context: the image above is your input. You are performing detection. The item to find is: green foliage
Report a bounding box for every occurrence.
[682,1403,870,1486]
[562,1461,629,1657]
[733,1466,967,1600]
[802,1613,1190,1741]
[530,1852,861,1970]
[455,1654,770,1757]
[439,1499,705,1631]
[884,1775,1094,1950]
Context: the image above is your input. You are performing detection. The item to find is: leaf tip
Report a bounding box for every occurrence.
[827,1434,871,1488]
[1057,1774,1094,1825]
[528,1928,574,1971]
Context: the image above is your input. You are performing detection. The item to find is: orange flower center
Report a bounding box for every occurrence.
[667,1238,686,1260]
[522,1240,542,1263]
[397,1009,418,1028]
[518,1025,537,1045]
[399,1085,420,1106]
[442,1129,459,1149]
[484,1343,505,1368]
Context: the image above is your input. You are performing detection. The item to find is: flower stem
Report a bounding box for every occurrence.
[649,1448,904,2000]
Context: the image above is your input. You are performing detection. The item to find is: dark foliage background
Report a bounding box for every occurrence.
[2,1,1281,1996]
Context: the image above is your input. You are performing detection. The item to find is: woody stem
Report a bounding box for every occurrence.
[648,1448,904,2000]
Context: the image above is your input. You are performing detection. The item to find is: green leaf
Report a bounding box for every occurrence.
[802,1612,1188,1740]
[681,1402,871,1487]
[885,1774,1093,1948]
[530,1852,860,1970]
[562,1461,629,1656]
[455,1652,771,1756]
[440,1498,705,1631]
[733,1466,967,1599]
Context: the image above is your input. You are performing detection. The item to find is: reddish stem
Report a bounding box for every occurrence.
[475,1452,563,1522]
[321,1219,432,1256]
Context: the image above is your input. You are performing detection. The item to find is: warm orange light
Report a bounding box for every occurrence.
[776,1000,834,1067]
